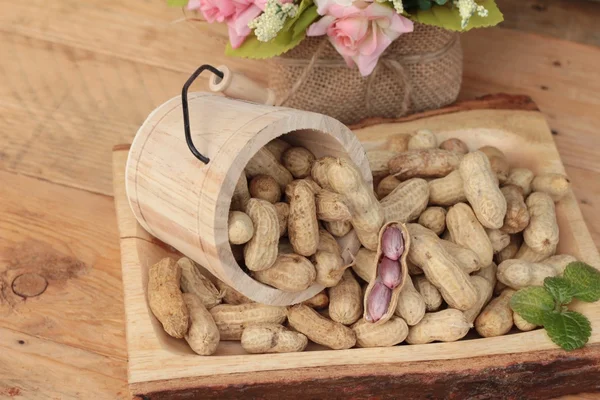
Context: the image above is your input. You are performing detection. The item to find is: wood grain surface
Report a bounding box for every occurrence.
[1,0,600,398]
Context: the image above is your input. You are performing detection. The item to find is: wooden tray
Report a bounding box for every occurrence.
[112,95,600,400]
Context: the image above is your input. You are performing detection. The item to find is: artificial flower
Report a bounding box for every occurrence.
[307,1,414,76]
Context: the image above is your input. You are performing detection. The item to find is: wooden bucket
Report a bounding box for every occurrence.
[125,76,372,305]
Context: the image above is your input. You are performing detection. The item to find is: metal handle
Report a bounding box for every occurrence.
[181,64,224,165]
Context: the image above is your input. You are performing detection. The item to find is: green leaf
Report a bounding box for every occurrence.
[510,287,556,326]
[544,277,575,305]
[226,0,318,59]
[544,311,591,351]
[293,6,319,38]
[408,0,504,31]
[167,0,188,6]
[563,262,600,303]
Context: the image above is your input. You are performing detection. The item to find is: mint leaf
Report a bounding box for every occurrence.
[544,311,591,351]
[510,287,555,325]
[167,0,188,6]
[563,262,600,302]
[544,277,575,305]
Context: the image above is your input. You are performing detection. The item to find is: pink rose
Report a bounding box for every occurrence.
[187,0,235,23]
[308,1,414,76]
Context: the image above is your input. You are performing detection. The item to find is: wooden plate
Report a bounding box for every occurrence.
[112,95,600,400]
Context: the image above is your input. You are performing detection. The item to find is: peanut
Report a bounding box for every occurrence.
[311,156,336,190]
[407,223,478,310]
[496,234,522,264]
[288,180,320,256]
[365,278,392,323]
[317,228,341,254]
[407,260,424,276]
[428,170,466,206]
[408,129,437,150]
[486,228,510,254]
[414,276,443,312]
[513,312,537,332]
[328,158,384,250]
[329,270,363,325]
[324,220,353,237]
[147,258,189,338]
[228,211,254,245]
[282,147,316,179]
[352,316,408,348]
[231,172,251,212]
[241,324,307,354]
[532,173,571,202]
[478,146,509,183]
[388,149,462,180]
[243,199,279,271]
[312,249,346,288]
[386,133,411,153]
[380,178,429,223]
[274,202,290,237]
[497,259,557,289]
[249,175,282,204]
[475,262,498,288]
[352,247,376,282]
[542,254,577,274]
[523,192,559,255]
[459,151,507,229]
[253,254,316,292]
[394,275,426,326]
[515,242,556,262]
[209,303,287,340]
[215,280,254,305]
[364,223,410,324]
[245,147,293,190]
[418,207,447,235]
[178,258,223,309]
[302,290,329,309]
[284,177,321,199]
[376,175,401,199]
[446,203,494,267]
[439,240,481,274]
[406,309,472,344]
[316,190,352,222]
[500,185,530,234]
[367,150,398,179]
[463,276,494,324]
[182,293,220,355]
[287,304,356,350]
[439,138,469,154]
[505,167,534,196]
[265,138,291,161]
[475,289,515,337]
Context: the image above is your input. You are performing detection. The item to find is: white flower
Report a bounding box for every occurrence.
[454,0,487,29]
[249,0,298,42]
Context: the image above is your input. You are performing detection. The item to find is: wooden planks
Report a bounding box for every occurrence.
[497,0,600,47]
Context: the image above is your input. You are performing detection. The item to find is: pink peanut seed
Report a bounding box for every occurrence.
[382,227,404,261]
[366,278,392,323]
[379,256,402,289]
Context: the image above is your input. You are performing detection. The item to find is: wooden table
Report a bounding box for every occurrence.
[1,1,599,398]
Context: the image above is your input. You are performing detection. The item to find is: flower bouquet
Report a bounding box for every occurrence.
[171,0,503,124]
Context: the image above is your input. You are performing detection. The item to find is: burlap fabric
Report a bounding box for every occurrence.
[268,24,462,125]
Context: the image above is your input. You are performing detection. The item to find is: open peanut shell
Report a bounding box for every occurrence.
[362,221,410,325]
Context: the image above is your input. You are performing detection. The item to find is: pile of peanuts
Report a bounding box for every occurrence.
[147,129,574,355]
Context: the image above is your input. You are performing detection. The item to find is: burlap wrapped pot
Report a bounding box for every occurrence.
[268,23,462,125]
